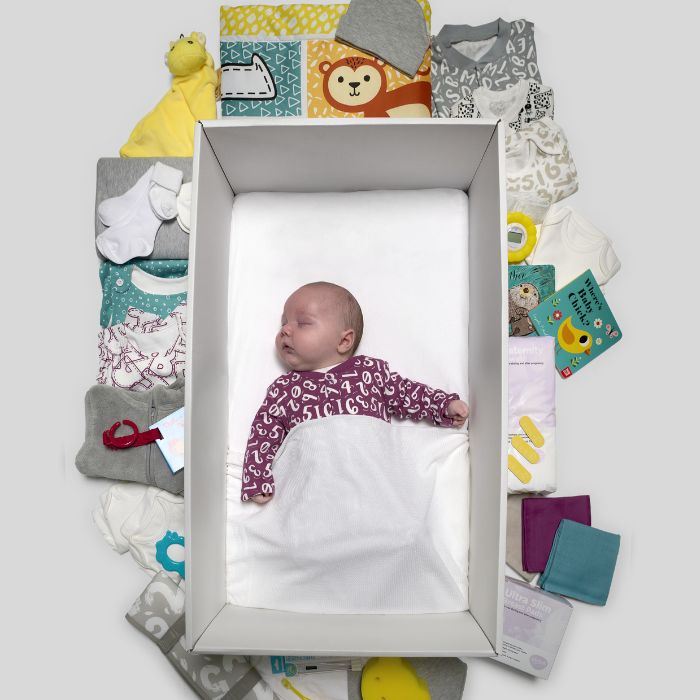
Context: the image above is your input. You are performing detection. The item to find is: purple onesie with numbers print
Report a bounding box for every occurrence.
[241,355,461,501]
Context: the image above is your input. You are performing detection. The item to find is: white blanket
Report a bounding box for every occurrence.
[226,189,471,613]
[228,415,468,614]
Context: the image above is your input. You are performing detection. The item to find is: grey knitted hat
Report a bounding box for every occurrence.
[335,0,429,77]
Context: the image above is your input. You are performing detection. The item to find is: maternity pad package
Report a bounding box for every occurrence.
[508,337,556,493]
[185,118,506,657]
[225,189,470,615]
[494,577,572,679]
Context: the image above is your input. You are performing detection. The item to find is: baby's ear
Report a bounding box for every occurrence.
[338,328,355,354]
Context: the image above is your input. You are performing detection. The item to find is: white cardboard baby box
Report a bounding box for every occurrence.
[184,117,507,657]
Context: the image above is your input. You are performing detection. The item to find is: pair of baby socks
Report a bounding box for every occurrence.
[97,163,183,264]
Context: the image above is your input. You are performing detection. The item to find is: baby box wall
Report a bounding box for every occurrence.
[184,117,507,658]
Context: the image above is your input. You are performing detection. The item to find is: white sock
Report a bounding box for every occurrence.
[176,182,192,233]
[98,166,154,227]
[96,180,163,264]
[148,162,183,221]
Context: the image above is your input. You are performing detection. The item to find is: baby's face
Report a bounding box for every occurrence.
[276,287,347,371]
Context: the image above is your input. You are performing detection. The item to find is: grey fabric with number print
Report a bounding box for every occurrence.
[505,117,579,224]
[126,571,279,699]
[431,18,541,117]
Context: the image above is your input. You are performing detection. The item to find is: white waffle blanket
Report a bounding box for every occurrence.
[229,415,468,613]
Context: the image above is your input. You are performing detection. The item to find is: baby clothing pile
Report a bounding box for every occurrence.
[432,15,622,301]
[80,163,192,604]
[77,156,192,596]
[429,14,623,617]
[77,155,269,697]
[431,18,574,224]
[94,484,185,577]
[81,160,191,493]
[97,261,188,391]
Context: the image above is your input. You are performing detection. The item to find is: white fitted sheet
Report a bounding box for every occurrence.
[225,189,471,612]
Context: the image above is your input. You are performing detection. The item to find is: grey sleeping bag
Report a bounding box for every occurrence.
[76,378,184,494]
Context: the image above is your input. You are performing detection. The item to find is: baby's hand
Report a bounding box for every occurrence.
[252,494,273,504]
[446,399,469,428]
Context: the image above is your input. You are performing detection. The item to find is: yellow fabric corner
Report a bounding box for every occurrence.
[220,1,431,37]
[361,658,431,700]
[418,0,431,28]
[120,33,217,158]
[220,3,348,37]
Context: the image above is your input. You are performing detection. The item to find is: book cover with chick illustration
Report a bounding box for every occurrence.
[528,269,622,378]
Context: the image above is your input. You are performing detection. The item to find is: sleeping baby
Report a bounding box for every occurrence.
[241,281,469,503]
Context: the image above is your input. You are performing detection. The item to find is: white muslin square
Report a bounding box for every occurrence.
[226,189,471,613]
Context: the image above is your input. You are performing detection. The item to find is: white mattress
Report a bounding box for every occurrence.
[225,189,471,612]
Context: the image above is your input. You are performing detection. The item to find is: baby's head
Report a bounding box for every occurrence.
[277,282,363,371]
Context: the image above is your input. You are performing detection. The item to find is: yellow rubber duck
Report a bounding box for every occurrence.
[361,658,431,700]
[120,32,217,157]
[557,316,592,355]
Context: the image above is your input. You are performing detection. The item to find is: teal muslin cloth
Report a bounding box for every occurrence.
[539,519,621,605]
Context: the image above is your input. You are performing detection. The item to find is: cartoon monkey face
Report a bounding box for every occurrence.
[319,57,386,108]
[509,283,540,311]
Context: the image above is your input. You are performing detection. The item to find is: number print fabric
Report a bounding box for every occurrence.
[431,18,541,118]
[241,354,459,501]
[127,571,278,699]
[98,303,187,391]
[505,117,579,223]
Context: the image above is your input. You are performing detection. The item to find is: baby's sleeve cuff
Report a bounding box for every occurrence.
[241,478,275,502]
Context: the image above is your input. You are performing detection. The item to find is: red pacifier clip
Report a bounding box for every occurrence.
[103,420,163,449]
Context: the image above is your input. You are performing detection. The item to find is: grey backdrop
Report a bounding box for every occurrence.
[2,0,693,698]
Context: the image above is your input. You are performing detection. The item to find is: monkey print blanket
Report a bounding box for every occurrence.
[220,3,432,118]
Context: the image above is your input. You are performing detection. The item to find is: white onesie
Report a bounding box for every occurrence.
[93,483,184,579]
[528,206,621,288]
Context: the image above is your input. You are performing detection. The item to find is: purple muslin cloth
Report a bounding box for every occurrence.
[522,495,591,572]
